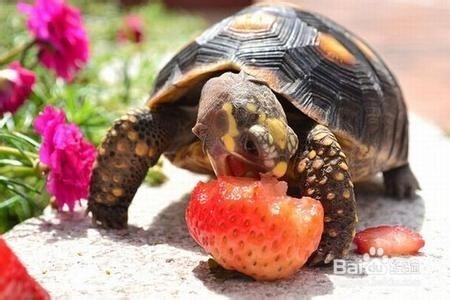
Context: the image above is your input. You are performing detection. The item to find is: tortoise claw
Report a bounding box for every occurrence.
[384,164,420,199]
[307,251,336,267]
[88,201,128,229]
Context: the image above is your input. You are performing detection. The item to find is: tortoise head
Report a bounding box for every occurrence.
[193,72,298,178]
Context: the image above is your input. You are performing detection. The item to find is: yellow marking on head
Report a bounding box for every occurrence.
[318,33,356,65]
[221,103,239,152]
[222,103,239,137]
[272,161,288,178]
[229,12,276,32]
[266,118,287,149]
[222,134,236,152]
[246,103,257,112]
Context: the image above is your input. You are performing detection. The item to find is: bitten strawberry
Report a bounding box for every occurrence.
[186,176,324,281]
[0,238,50,300]
[354,225,425,256]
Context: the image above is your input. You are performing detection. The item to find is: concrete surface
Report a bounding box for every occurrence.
[4,114,450,299]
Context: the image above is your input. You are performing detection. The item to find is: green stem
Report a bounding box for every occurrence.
[0,165,39,177]
[0,146,38,159]
[123,59,130,103]
[20,40,37,67]
[0,40,35,66]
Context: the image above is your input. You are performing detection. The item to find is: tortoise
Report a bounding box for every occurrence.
[88,3,420,265]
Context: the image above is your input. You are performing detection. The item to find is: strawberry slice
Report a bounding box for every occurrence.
[354,225,425,256]
[0,238,50,300]
[186,176,324,281]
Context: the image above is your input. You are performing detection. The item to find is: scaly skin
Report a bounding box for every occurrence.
[294,125,357,266]
[88,107,195,228]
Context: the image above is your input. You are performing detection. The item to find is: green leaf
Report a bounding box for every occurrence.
[0,196,21,210]
[0,159,23,166]
[12,131,40,148]
[0,176,41,193]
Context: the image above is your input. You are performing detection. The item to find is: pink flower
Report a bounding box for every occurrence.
[34,106,96,212]
[117,15,144,44]
[18,0,89,81]
[0,62,36,115]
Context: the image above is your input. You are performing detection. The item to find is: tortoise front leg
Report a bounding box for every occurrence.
[88,107,193,229]
[296,125,357,265]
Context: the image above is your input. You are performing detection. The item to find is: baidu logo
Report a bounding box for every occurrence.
[334,247,421,276]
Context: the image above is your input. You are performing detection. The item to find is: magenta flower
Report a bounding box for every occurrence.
[34,106,96,212]
[0,62,36,116]
[18,0,89,81]
[117,15,144,44]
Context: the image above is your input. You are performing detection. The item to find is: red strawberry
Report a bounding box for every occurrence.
[186,176,324,281]
[0,238,50,300]
[354,225,425,256]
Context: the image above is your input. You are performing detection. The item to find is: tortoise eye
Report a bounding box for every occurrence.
[243,135,259,157]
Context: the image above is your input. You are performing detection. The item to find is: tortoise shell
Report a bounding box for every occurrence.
[147,3,408,179]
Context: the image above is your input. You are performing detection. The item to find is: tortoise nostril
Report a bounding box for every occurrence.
[244,139,259,157]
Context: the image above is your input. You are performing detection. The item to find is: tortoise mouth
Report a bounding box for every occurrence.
[224,154,267,178]
[206,148,270,178]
